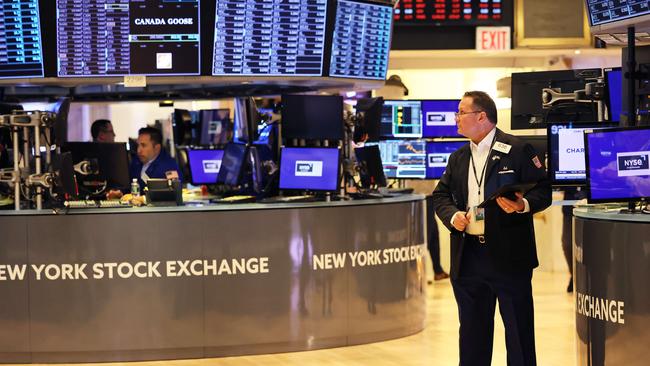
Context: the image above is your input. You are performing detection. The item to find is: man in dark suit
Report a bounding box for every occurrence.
[107,127,181,199]
[432,91,551,366]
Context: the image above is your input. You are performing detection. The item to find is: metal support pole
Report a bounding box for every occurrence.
[12,127,20,210]
[35,125,42,210]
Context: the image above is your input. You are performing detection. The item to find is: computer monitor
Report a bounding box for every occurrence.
[381,100,422,138]
[281,95,344,140]
[199,109,231,146]
[52,152,77,200]
[216,143,247,187]
[604,67,622,122]
[212,0,327,76]
[329,0,393,80]
[56,0,200,77]
[48,98,70,146]
[354,97,384,142]
[547,122,618,186]
[279,147,340,191]
[65,142,130,194]
[585,126,650,203]
[425,140,467,179]
[420,100,462,138]
[368,139,427,179]
[187,149,224,185]
[0,0,44,79]
[354,145,386,188]
[511,69,601,130]
[173,109,193,146]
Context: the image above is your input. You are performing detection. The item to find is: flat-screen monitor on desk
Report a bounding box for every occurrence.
[381,100,422,139]
[281,94,344,140]
[421,100,462,138]
[368,139,427,179]
[199,109,231,146]
[216,143,247,187]
[604,67,622,122]
[187,149,224,185]
[547,121,618,186]
[0,0,44,79]
[354,145,387,188]
[65,142,130,194]
[279,147,339,191]
[425,140,467,179]
[585,126,650,203]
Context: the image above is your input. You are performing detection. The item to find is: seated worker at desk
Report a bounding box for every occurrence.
[107,127,181,199]
[91,119,116,143]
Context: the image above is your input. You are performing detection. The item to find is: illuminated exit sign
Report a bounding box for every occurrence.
[476,26,511,51]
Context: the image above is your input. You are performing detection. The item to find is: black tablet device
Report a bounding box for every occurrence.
[478,182,538,208]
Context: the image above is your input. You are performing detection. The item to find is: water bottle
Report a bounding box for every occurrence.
[131,178,140,197]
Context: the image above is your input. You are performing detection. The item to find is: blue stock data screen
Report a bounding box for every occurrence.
[330,0,392,80]
[213,0,327,76]
[56,0,201,77]
[0,0,44,79]
[587,0,650,26]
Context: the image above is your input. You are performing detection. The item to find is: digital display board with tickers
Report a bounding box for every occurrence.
[56,0,201,77]
[394,0,508,26]
[0,0,44,79]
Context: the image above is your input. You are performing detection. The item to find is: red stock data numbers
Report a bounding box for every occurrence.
[394,0,506,26]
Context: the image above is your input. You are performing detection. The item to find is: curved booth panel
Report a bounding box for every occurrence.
[0,196,426,363]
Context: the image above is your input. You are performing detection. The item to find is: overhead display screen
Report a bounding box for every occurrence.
[329,0,393,80]
[56,0,201,77]
[212,0,328,76]
[394,0,505,25]
[586,0,650,26]
[0,0,44,79]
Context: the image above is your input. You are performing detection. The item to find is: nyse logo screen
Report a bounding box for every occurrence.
[616,152,650,177]
[295,161,323,177]
[202,160,222,173]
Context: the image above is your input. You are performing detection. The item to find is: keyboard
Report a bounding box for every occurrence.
[348,192,384,200]
[384,187,414,194]
[65,200,132,209]
[211,195,257,204]
[259,195,316,203]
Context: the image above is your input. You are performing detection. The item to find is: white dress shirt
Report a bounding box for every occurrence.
[450,128,530,235]
[140,153,159,183]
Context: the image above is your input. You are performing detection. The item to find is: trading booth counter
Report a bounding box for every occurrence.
[573,208,650,366]
[0,195,427,363]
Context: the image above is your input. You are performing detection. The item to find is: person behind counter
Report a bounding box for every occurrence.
[107,127,181,199]
[91,119,116,143]
[432,91,551,366]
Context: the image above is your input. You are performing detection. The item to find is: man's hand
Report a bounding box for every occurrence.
[452,211,470,231]
[496,192,525,214]
[106,189,123,200]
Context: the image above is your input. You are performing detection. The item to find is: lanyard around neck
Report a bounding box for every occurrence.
[469,133,497,197]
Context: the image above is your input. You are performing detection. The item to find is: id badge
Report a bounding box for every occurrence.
[472,206,485,222]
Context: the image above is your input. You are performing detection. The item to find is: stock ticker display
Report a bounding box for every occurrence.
[381,100,423,138]
[329,0,392,80]
[0,0,44,78]
[394,0,504,25]
[371,140,427,179]
[57,0,201,77]
[587,0,650,26]
[212,0,327,76]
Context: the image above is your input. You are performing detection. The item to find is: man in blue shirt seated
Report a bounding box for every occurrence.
[129,127,181,190]
[107,127,180,199]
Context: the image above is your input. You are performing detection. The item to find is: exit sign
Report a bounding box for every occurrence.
[476,27,511,51]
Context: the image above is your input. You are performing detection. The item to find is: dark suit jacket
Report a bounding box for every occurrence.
[432,128,551,279]
[129,151,181,191]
